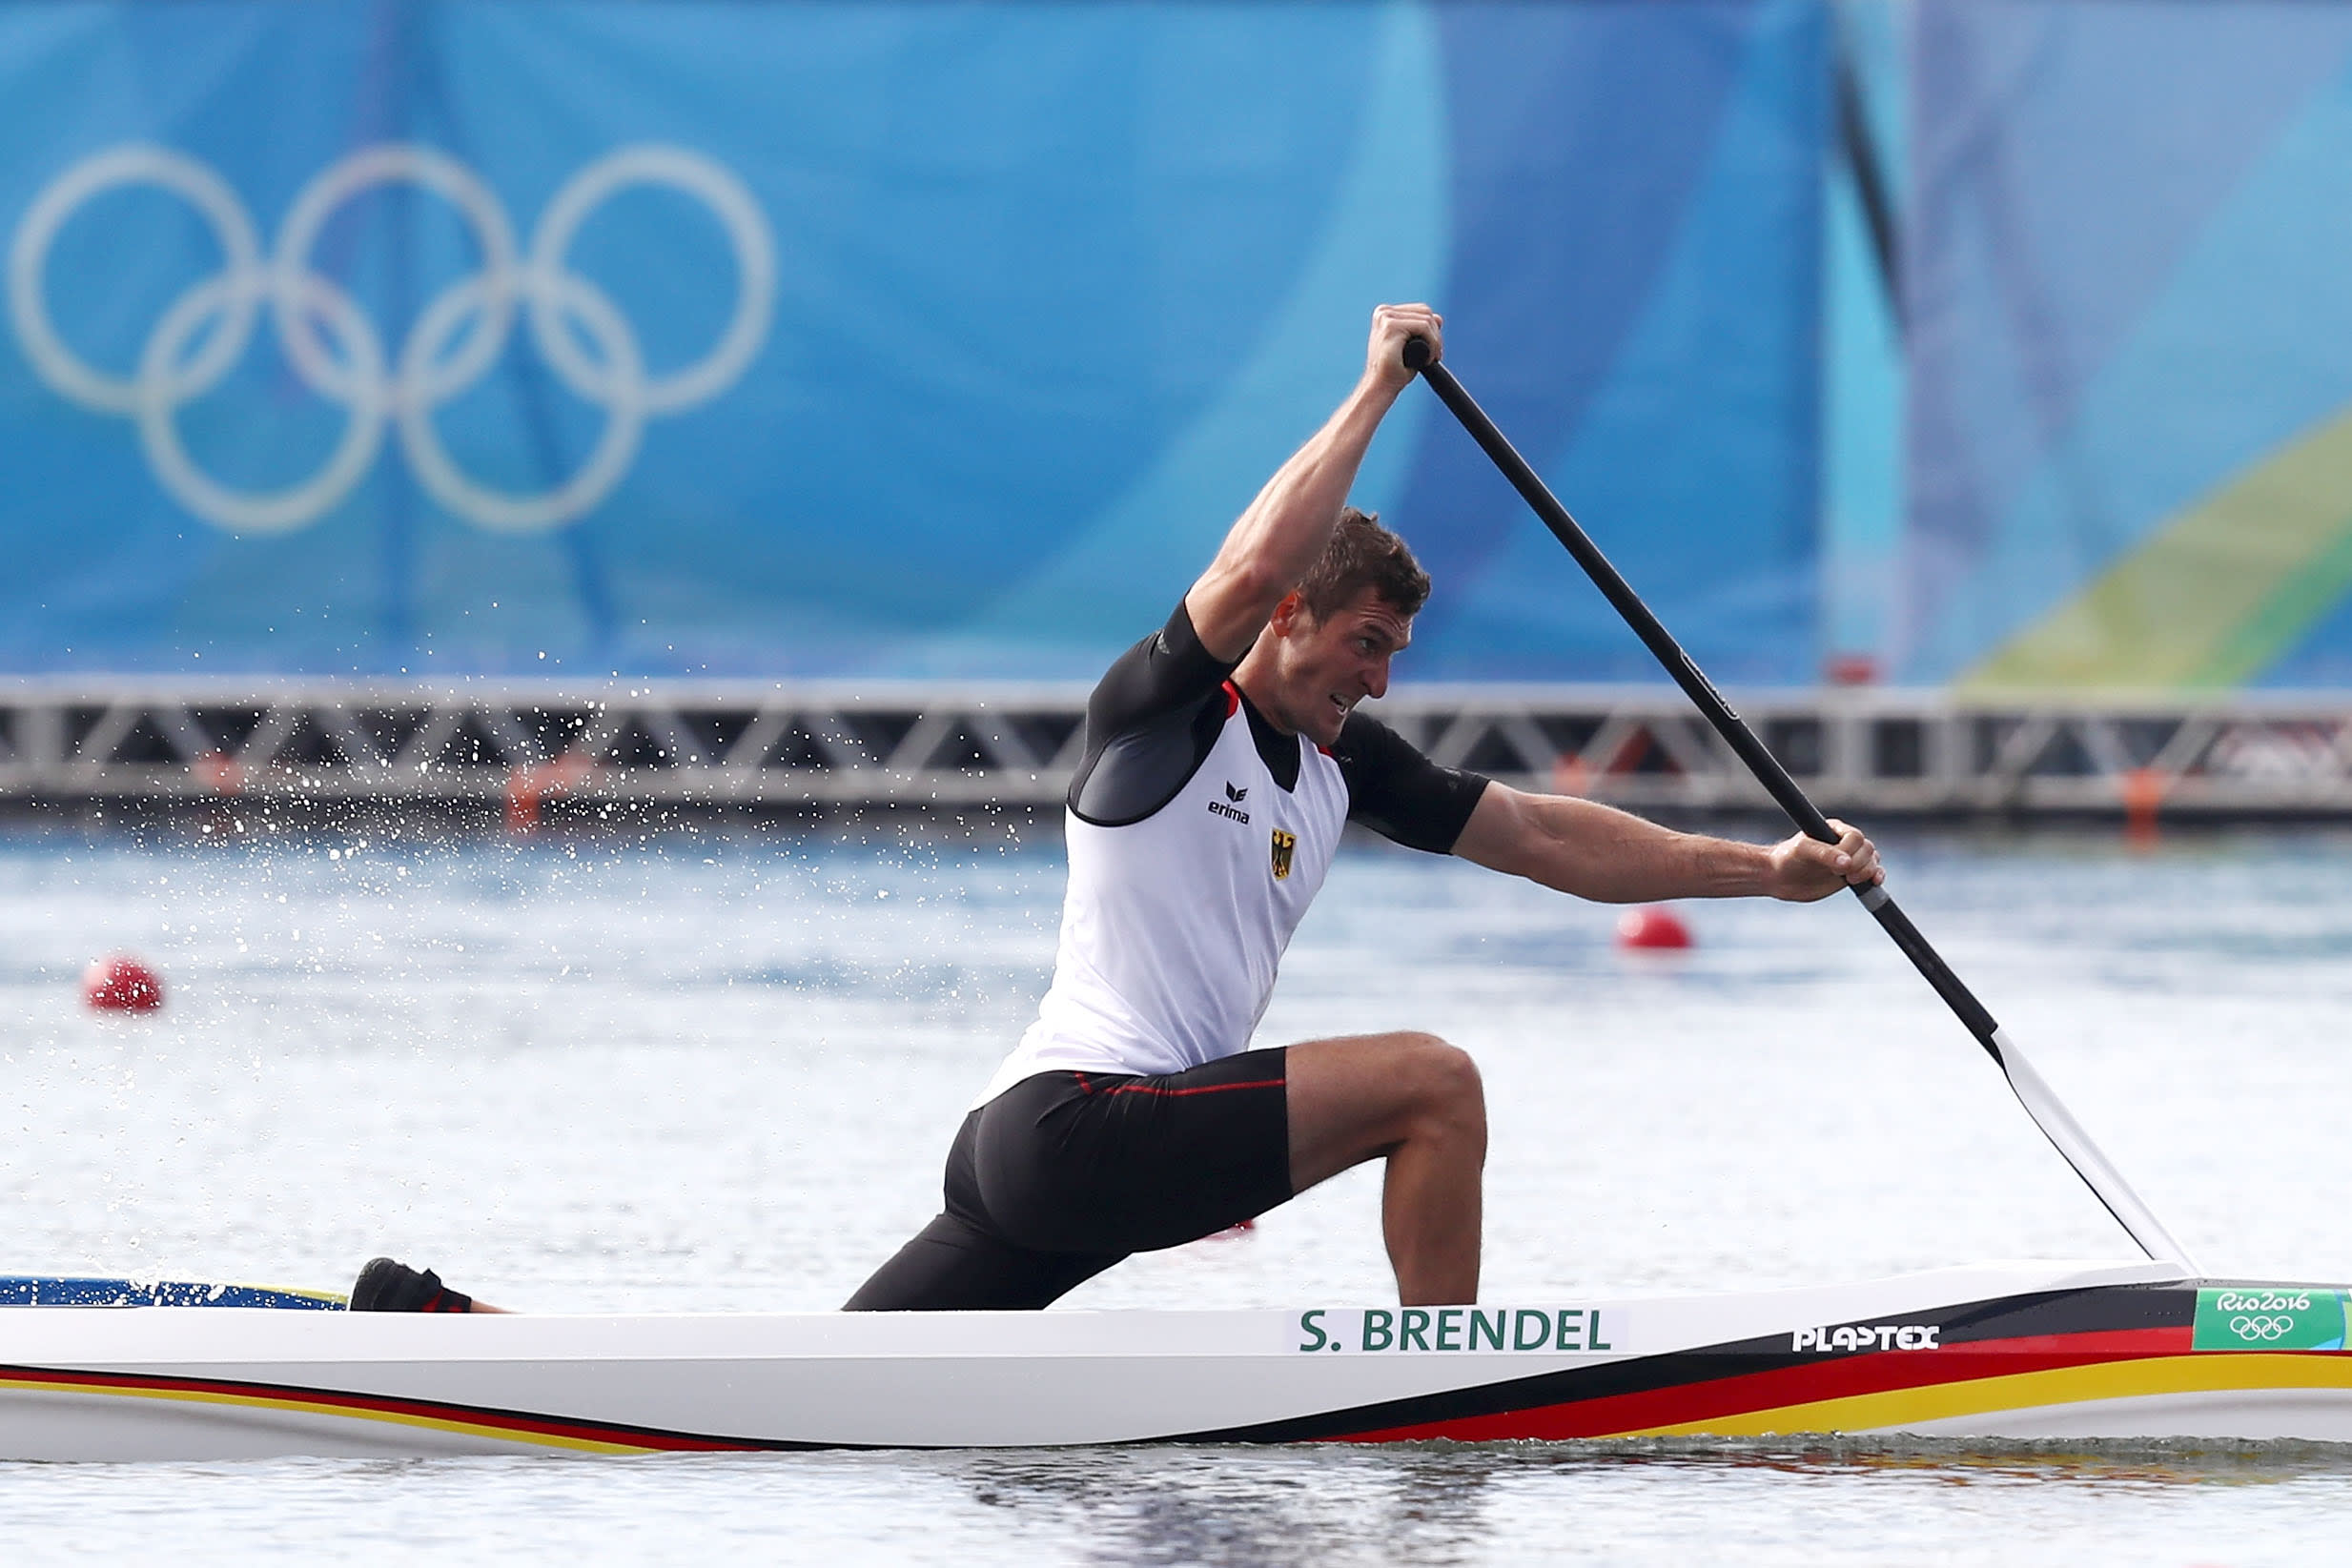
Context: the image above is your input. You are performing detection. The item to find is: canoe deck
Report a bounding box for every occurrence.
[3,1261,2348,1459]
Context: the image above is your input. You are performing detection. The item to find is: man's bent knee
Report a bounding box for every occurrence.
[1398,1037,1486,1149]
[1400,1035,1482,1105]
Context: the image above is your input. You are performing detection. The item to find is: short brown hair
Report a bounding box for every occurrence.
[1296,507,1430,621]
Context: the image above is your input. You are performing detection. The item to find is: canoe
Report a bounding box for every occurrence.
[2,1260,2348,1460]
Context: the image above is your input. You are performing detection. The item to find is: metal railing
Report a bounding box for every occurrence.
[6,680,2352,821]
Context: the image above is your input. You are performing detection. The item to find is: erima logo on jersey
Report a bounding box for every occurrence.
[1226,783,1248,802]
[1207,791,1250,824]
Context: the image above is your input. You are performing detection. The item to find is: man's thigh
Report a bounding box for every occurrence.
[842,1211,1121,1312]
[977,1051,1293,1254]
[1286,1031,1479,1191]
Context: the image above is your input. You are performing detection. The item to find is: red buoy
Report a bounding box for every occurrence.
[82,954,164,1012]
[1616,906,1693,951]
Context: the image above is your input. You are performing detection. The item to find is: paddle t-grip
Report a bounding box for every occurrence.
[1402,335,1433,374]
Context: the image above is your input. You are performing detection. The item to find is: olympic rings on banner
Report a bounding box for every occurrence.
[2229,1315,2295,1341]
[8,141,774,534]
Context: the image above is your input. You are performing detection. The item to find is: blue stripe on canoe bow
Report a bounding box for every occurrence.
[0,1277,345,1310]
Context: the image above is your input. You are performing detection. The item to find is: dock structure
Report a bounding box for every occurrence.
[4,681,2352,822]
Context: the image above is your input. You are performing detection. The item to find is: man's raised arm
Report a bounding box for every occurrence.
[1183,304,1442,662]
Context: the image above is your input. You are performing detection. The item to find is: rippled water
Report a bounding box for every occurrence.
[1,820,2348,1561]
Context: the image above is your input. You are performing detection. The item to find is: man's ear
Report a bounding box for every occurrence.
[1266,591,1306,638]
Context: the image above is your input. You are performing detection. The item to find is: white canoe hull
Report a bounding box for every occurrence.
[5,1262,2350,1460]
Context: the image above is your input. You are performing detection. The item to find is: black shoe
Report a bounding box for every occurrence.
[350,1256,474,1313]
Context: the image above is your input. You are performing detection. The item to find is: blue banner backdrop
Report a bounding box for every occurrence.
[0,0,1823,681]
[1902,1,2352,690]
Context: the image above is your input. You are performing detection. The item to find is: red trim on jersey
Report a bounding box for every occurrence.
[1221,678,1333,757]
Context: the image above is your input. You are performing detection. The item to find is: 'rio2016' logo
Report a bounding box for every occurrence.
[9,142,773,534]
[2191,1286,2346,1352]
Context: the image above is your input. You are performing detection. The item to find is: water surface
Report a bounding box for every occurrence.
[0,823,2346,1561]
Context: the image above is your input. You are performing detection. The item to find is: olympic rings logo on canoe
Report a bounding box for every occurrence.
[2229,1314,2297,1341]
[8,143,774,534]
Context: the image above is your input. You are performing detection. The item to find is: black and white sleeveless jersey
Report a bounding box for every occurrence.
[977,601,1491,1101]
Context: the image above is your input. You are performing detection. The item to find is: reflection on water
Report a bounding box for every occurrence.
[926,1439,2352,1567]
[2,1423,2351,1564]
[17,1436,2335,1567]
[956,1446,1503,1567]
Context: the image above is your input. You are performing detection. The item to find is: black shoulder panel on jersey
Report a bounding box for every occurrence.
[1334,711,1491,854]
[1069,601,1237,827]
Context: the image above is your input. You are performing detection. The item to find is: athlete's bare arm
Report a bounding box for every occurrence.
[1451,783,1884,904]
[1183,304,1442,662]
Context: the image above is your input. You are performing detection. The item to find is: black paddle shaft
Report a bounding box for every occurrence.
[1401,336,2002,1053]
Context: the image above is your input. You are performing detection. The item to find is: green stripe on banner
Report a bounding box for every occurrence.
[1961,406,2352,691]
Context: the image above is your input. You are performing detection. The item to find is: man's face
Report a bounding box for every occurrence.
[1265,585,1415,745]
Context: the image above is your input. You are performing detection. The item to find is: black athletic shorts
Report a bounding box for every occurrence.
[843,1047,1293,1312]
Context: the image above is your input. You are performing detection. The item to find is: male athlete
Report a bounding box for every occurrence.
[838,304,1881,1312]
[350,304,1881,1316]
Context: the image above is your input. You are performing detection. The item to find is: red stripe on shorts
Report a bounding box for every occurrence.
[1074,1071,1283,1098]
